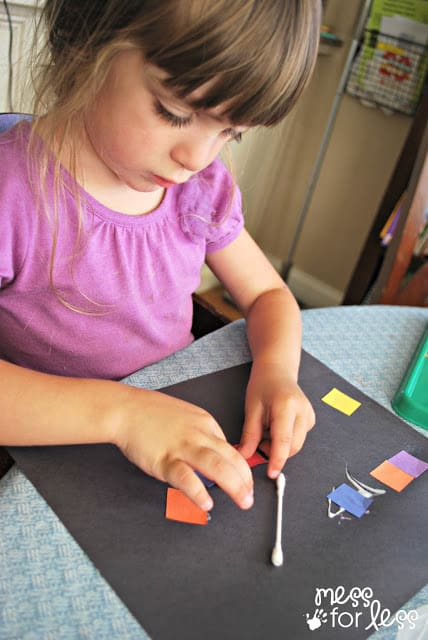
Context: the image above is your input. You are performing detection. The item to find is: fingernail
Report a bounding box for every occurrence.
[202,497,213,511]
[242,492,254,509]
[269,469,280,479]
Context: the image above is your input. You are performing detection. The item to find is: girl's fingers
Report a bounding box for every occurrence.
[165,440,254,511]
[264,403,316,477]
[166,459,214,511]
[267,418,294,478]
[239,403,264,459]
[189,443,254,510]
[198,412,228,442]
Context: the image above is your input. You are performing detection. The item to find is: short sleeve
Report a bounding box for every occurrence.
[0,126,32,288]
[177,158,244,254]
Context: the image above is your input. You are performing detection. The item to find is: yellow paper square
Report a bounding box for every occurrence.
[321,387,361,416]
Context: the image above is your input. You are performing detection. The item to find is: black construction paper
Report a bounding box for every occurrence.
[8,351,428,640]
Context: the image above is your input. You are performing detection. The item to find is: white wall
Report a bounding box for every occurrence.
[231,0,412,307]
[0,0,40,113]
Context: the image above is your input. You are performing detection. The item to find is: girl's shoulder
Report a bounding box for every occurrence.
[176,157,244,252]
[0,120,37,235]
[178,157,236,212]
[0,120,32,178]
[0,122,35,280]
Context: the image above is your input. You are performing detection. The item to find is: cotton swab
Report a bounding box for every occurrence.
[271,473,286,567]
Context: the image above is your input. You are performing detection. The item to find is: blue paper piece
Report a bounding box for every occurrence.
[195,471,216,488]
[327,483,373,518]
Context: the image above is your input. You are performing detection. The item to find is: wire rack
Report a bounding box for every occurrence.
[347,29,428,116]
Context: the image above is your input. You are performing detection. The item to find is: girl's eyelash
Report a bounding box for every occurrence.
[154,99,193,128]
[155,99,243,142]
[223,129,242,143]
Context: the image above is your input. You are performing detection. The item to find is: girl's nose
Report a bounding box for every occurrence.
[171,136,218,174]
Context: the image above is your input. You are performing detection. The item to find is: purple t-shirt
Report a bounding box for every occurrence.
[0,123,244,379]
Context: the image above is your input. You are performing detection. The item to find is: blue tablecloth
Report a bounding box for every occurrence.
[1,305,427,640]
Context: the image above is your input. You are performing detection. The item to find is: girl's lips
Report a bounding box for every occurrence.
[151,174,177,188]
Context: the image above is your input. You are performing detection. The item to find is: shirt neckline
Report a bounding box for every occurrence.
[22,120,177,228]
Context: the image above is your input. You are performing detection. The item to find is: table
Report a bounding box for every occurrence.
[1,305,427,640]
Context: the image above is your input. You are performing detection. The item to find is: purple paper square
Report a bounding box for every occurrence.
[388,451,428,478]
[327,483,373,518]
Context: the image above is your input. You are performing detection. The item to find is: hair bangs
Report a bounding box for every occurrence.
[140,0,321,127]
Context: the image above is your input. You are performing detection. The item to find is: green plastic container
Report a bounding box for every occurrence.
[392,323,428,430]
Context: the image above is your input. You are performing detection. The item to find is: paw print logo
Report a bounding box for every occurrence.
[305,608,328,631]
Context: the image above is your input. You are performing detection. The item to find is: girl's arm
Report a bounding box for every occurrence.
[206,229,316,478]
[0,359,254,511]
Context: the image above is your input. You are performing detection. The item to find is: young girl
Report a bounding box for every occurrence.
[0,0,320,512]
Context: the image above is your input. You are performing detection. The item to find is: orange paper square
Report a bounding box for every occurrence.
[370,460,414,492]
[165,488,209,525]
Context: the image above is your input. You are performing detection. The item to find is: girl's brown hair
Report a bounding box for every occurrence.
[35,0,321,127]
[30,0,321,311]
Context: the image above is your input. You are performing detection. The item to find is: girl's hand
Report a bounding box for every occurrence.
[238,362,316,479]
[111,387,254,512]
